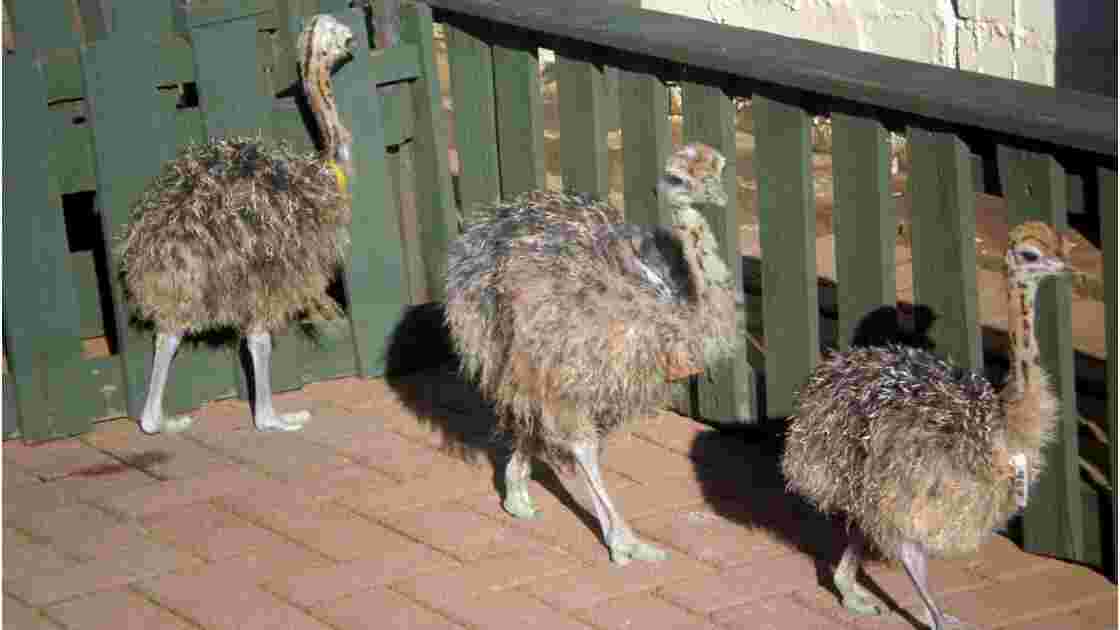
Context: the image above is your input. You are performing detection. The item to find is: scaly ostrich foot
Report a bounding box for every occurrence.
[254,410,311,432]
[835,574,882,616]
[503,450,538,518]
[608,535,669,566]
[921,610,969,630]
[140,415,194,435]
[502,489,540,519]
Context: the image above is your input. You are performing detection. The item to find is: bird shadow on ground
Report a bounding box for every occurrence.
[381,302,602,534]
[689,426,921,624]
[687,303,941,627]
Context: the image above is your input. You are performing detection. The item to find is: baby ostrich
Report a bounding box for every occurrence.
[119,15,354,434]
[445,144,739,565]
[782,221,1073,629]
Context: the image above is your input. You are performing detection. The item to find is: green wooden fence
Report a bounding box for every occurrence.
[2,0,1116,577]
[2,0,454,440]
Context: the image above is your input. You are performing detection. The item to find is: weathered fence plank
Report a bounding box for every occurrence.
[907,128,981,371]
[754,92,818,420]
[490,27,546,196]
[190,11,272,138]
[997,146,1084,563]
[401,2,456,302]
[446,15,501,211]
[2,52,90,440]
[556,52,609,197]
[618,68,671,226]
[1100,166,1118,581]
[330,8,408,378]
[831,111,895,348]
[683,81,754,424]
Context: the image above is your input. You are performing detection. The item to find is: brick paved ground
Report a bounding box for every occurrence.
[4,367,1116,629]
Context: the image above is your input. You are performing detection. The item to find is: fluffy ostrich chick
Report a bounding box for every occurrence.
[119,15,354,434]
[445,144,739,564]
[782,221,1074,629]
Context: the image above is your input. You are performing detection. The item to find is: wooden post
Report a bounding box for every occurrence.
[753,92,818,420]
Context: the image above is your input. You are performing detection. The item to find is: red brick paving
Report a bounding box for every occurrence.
[4,372,1116,629]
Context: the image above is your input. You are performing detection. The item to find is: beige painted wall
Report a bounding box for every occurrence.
[642,0,1116,96]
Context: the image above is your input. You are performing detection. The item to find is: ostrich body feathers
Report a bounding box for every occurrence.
[119,137,350,333]
[446,190,737,458]
[782,344,1054,559]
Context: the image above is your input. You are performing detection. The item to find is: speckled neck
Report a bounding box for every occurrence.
[672,205,731,292]
[1005,275,1043,398]
[299,17,353,174]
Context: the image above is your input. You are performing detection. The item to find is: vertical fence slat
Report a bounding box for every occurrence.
[490,28,546,196]
[1099,166,1118,581]
[190,13,271,138]
[832,112,895,348]
[753,92,818,420]
[619,68,671,226]
[401,2,456,303]
[997,146,1083,563]
[446,16,501,212]
[331,9,407,378]
[907,128,981,371]
[683,81,754,424]
[2,52,90,440]
[556,52,609,197]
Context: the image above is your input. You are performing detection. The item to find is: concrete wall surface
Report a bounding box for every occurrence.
[642,0,1116,97]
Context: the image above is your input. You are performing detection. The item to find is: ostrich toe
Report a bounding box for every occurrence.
[254,410,311,432]
[608,537,668,566]
[836,575,882,616]
[503,489,540,519]
[140,415,194,435]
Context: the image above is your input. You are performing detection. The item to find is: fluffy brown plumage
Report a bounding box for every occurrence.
[120,137,349,333]
[781,220,1073,630]
[121,14,354,435]
[445,143,738,564]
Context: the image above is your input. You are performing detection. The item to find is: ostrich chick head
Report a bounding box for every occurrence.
[658,143,728,209]
[1006,221,1073,284]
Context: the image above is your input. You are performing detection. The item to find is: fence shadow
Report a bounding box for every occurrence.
[381,302,509,491]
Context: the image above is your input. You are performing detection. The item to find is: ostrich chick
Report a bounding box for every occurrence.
[119,15,354,434]
[781,221,1074,629]
[445,144,739,565]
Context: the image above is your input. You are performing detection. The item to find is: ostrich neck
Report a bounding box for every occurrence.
[302,52,352,171]
[672,204,732,292]
[1005,276,1043,397]
[1001,274,1058,452]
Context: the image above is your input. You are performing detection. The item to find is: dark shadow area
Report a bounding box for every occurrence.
[850,303,937,350]
[380,302,608,537]
[689,426,927,629]
[382,302,506,482]
[1055,3,1117,98]
[62,190,121,354]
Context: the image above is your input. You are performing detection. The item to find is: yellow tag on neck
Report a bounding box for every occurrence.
[329,160,348,193]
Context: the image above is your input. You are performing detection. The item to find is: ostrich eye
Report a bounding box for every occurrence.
[1018,249,1040,263]
[662,174,686,188]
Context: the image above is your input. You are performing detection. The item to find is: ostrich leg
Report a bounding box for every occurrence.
[571,439,667,565]
[503,449,539,519]
[246,331,310,431]
[139,332,194,434]
[900,539,961,630]
[835,529,882,615]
